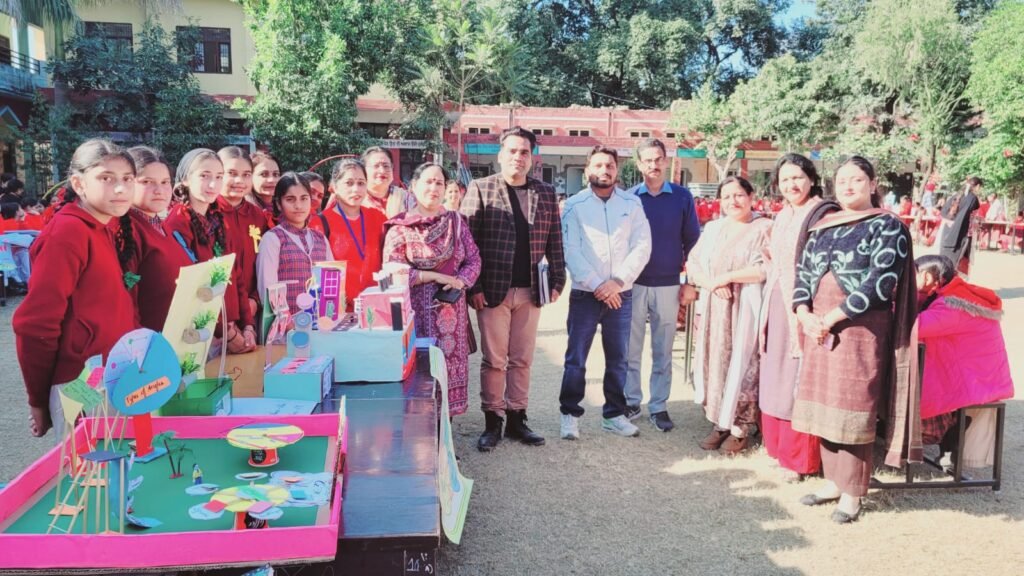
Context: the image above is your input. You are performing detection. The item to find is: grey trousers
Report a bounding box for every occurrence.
[625,284,680,414]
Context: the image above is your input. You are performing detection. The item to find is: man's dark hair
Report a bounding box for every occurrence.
[636,138,666,158]
[499,127,537,149]
[967,176,984,189]
[586,146,618,167]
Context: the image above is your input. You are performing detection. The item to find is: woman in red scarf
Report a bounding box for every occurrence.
[383,163,481,417]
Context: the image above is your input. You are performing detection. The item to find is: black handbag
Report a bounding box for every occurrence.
[434,287,463,304]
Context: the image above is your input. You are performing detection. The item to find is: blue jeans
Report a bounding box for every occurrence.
[558,289,632,419]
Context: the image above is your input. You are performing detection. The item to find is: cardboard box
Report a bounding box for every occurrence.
[288,312,417,383]
[354,285,412,330]
[158,377,232,416]
[264,356,334,402]
[205,344,288,398]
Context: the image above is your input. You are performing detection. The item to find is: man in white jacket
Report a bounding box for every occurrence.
[558,146,652,439]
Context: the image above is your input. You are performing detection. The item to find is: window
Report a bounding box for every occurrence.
[467,127,491,135]
[322,270,340,297]
[531,128,554,136]
[0,36,10,66]
[84,22,133,56]
[469,164,493,178]
[541,166,555,184]
[359,123,393,138]
[568,129,590,137]
[665,132,678,140]
[177,26,232,74]
[629,130,651,138]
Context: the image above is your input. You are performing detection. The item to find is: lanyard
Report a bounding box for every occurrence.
[337,205,366,261]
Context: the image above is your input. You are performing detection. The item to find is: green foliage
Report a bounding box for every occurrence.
[967,2,1024,134]
[192,310,216,330]
[504,0,789,108]
[950,128,1023,194]
[671,84,752,181]
[16,92,83,197]
[179,352,201,375]
[853,0,970,191]
[235,0,418,169]
[27,19,227,173]
[387,0,534,165]
[209,264,229,287]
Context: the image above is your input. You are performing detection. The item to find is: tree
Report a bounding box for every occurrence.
[236,0,419,170]
[18,19,225,193]
[728,55,819,152]
[505,0,790,108]
[966,1,1024,139]
[853,0,971,198]
[394,0,534,169]
[670,83,755,182]
[956,1,1024,198]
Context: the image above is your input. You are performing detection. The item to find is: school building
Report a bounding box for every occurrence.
[0,0,784,192]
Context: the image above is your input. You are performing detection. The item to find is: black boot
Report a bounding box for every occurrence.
[505,409,545,446]
[477,411,503,452]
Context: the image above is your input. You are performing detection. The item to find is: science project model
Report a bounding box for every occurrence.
[287,262,416,383]
[0,260,348,573]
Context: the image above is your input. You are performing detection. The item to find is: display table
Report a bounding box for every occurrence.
[316,348,441,575]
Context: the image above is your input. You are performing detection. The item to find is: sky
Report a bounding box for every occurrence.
[778,0,818,26]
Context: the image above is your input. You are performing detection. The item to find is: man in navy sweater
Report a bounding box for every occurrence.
[624,139,701,432]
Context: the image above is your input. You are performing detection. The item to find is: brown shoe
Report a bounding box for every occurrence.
[718,434,752,455]
[699,428,730,450]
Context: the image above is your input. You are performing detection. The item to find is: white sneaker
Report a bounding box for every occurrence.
[560,414,580,440]
[602,415,640,437]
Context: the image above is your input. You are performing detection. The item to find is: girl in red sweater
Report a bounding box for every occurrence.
[308,159,386,311]
[112,146,194,331]
[218,146,269,323]
[164,149,256,354]
[13,138,138,437]
[249,151,281,220]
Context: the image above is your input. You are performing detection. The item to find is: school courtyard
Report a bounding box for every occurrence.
[2,247,1022,575]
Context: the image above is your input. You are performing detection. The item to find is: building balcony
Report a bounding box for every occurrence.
[0,46,47,99]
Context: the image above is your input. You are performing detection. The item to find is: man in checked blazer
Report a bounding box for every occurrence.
[460,126,567,453]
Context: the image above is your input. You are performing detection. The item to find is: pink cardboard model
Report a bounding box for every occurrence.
[0,412,347,572]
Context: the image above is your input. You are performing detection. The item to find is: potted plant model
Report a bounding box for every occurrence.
[182,310,216,344]
[180,352,202,387]
[196,264,230,302]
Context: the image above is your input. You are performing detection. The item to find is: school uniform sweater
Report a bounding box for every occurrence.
[218,197,269,305]
[13,203,138,408]
[163,204,252,328]
[308,205,386,311]
[125,209,194,331]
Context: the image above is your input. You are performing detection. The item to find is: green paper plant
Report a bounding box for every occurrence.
[180,352,202,376]
[209,265,229,287]
[193,310,216,330]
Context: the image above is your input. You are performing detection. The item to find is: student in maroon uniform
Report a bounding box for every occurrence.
[249,151,281,220]
[218,146,269,321]
[164,148,256,354]
[13,138,139,437]
[112,146,194,331]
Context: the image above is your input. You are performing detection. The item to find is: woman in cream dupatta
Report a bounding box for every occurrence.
[687,177,771,455]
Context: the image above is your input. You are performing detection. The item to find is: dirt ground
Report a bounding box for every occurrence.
[1,249,1021,575]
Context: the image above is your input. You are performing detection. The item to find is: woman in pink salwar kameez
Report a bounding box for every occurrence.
[383,163,481,417]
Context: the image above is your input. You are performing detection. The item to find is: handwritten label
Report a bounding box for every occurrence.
[403,550,435,574]
[123,376,172,408]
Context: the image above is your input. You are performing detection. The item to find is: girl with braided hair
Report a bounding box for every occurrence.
[164,148,256,354]
[110,146,194,331]
[13,138,139,438]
